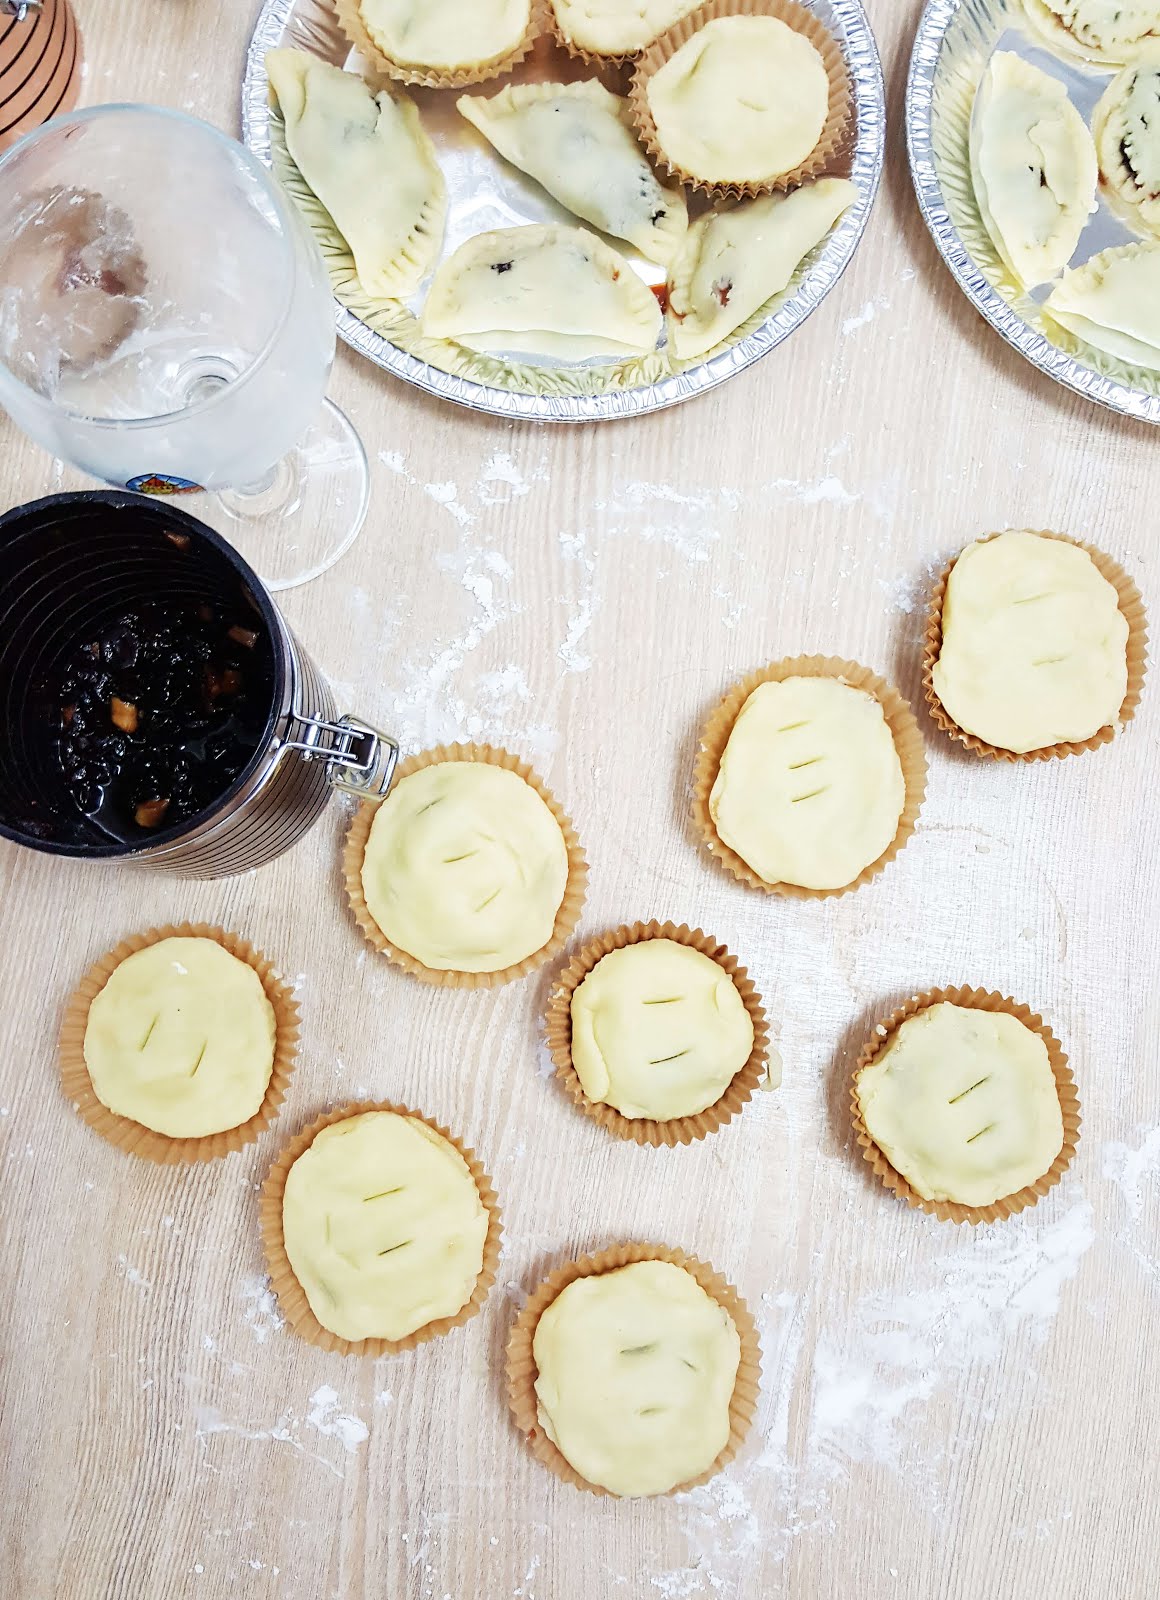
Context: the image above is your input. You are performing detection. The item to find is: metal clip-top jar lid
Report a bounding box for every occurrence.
[1,2,43,20]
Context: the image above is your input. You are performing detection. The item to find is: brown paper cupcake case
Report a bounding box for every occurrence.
[850,986,1081,1226]
[344,742,588,989]
[260,1100,503,1357]
[545,0,661,64]
[629,0,852,198]
[691,655,927,899]
[335,0,545,89]
[58,922,300,1164]
[922,530,1148,762]
[545,921,769,1146]
[506,1241,761,1495]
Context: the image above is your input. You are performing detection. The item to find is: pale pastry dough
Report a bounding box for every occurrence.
[357,0,531,73]
[1094,52,1160,238]
[361,761,569,972]
[422,224,662,359]
[1022,0,1160,66]
[932,531,1129,752]
[667,178,857,359]
[969,52,1096,288]
[533,1261,740,1496]
[282,1111,489,1343]
[83,937,276,1139]
[457,81,688,264]
[570,940,754,1121]
[551,0,700,55]
[645,16,830,186]
[266,50,444,299]
[1045,240,1160,370]
[709,677,906,892]
[856,1003,1065,1208]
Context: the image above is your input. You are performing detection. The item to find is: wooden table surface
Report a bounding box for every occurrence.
[2,3,1158,1597]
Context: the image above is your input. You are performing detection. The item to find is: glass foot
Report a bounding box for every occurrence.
[195,397,369,591]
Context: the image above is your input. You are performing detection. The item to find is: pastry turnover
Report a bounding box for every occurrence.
[1044,241,1160,370]
[266,50,444,298]
[1022,0,1160,66]
[458,81,687,265]
[667,177,856,358]
[969,52,1096,288]
[422,223,662,358]
[1093,51,1160,239]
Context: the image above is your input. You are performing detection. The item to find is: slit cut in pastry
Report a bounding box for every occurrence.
[667,177,857,359]
[457,81,688,265]
[969,52,1096,289]
[1093,52,1160,239]
[422,223,662,359]
[266,49,445,299]
[550,0,701,56]
[1022,0,1160,66]
[357,0,532,75]
[1044,241,1160,370]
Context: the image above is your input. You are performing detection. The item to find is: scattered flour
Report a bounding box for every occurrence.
[306,1386,370,1452]
[116,1256,152,1293]
[238,1274,284,1343]
[1103,1127,1160,1221]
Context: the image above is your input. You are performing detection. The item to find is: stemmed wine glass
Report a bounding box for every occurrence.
[0,103,369,590]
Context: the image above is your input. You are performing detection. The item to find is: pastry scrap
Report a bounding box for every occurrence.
[422,223,662,358]
[969,52,1096,288]
[359,759,570,972]
[642,15,833,187]
[569,939,754,1121]
[354,0,533,77]
[1094,54,1160,238]
[550,0,701,56]
[281,1110,490,1343]
[457,81,688,265]
[667,177,857,359]
[855,1002,1065,1208]
[1045,240,1160,369]
[532,1260,741,1496]
[931,530,1130,753]
[1022,0,1160,66]
[82,937,276,1139]
[266,49,445,299]
[709,675,907,892]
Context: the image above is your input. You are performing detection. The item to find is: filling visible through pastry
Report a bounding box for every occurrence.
[422,223,662,359]
[667,178,857,359]
[932,530,1129,752]
[1093,53,1160,239]
[709,675,906,892]
[855,1002,1065,1208]
[266,50,445,299]
[83,937,276,1139]
[550,0,700,55]
[645,15,831,186]
[1022,0,1160,66]
[532,1260,741,1496]
[969,52,1096,288]
[569,939,755,1121]
[357,0,532,73]
[281,1111,489,1343]
[458,81,688,264]
[360,760,570,972]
